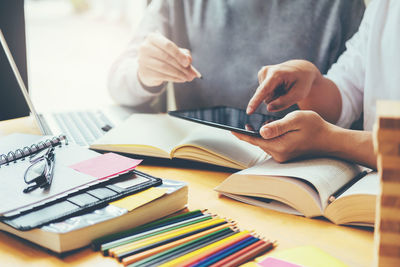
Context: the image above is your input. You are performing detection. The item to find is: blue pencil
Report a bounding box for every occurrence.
[191,236,259,267]
[128,228,237,267]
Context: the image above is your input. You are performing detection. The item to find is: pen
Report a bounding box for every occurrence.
[328,170,369,204]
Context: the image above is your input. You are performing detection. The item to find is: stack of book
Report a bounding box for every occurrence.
[373,100,400,266]
[93,210,275,266]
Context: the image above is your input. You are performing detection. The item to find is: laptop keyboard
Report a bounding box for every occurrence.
[52,111,113,146]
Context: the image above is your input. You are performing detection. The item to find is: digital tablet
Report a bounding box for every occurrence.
[168,106,283,137]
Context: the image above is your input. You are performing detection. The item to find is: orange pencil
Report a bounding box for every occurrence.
[121,223,232,266]
[178,232,253,267]
[209,240,274,267]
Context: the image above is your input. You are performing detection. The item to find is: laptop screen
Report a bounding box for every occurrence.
[0,29,46,134]
[0,0,30,121]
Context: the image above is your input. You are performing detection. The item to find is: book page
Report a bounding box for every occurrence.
[91,114,195,156]
[237,158,362,209]
[337,172,379,199]
[174,125,268,169]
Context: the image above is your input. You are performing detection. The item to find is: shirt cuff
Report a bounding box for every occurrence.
[324,74,354,129]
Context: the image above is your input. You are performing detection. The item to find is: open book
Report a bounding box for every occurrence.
[90,114,268,169]
[215,158,378,226]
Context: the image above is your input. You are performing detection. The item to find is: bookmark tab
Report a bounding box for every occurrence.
[70,152,142,179]
[110,187,167,211]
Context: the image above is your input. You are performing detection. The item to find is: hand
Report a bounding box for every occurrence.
[232,110,335,163]
[137,32,201,87]
[246,60,319,114]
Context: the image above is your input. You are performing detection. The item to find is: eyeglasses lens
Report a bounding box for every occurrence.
[25,158,47,184]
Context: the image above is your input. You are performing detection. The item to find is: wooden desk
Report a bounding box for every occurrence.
[0,117,374,267]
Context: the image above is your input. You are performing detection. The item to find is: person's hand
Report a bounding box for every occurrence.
[232,110,336,163]
[246,60,320,114]
[137,32,201,87]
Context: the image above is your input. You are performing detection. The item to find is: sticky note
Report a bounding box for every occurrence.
[110,187,168,211]
[70,153,142,179]
[258,257,303,267]
[256,246,348,267]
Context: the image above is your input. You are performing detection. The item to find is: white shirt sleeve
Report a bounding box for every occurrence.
[325,0,376,128]
[108,0,169,107]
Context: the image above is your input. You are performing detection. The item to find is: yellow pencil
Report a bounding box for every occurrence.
[158,231,250,267]
[109,217,219,257]
[110,218,227,257]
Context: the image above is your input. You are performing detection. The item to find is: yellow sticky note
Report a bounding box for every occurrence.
[255,246,348,267]
[110,187,167,211]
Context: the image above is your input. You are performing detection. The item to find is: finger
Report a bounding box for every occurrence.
[267,91,298,112]
[232,132,274,155]
[148,33,191,67]
[141,56,193,82]
[231,132,260,146]
[141,44,194,80]
[259,114,300,139]
[180,48,202,78]
[257,66,268,84]
[140,66,187,84]
[246,71,282,114]
[265,82,298,111]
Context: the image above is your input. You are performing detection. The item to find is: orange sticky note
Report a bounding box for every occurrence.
[70,152,142,179]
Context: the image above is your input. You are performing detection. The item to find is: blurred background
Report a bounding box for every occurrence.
[25,0,146,112]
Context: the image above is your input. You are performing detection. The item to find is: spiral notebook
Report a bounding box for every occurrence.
[0,134,156,217]
[0,133,100,215]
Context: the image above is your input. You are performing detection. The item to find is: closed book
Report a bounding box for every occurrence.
[0,180,188,253]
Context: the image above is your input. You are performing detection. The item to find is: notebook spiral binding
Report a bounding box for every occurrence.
[0,135,68,167]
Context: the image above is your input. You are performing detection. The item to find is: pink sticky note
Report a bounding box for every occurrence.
[258,257,303,267]
[70,153,142,179]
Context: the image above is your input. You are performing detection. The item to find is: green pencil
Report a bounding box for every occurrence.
[92,209,204,250]
[101,214,213,254]
[128,228,236,267]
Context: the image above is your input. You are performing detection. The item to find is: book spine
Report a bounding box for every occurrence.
[0,135,68,167]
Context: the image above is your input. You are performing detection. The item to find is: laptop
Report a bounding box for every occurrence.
[0,29,133,146]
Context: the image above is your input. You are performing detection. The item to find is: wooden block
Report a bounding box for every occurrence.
[376,128,400,143]
[380,220,400,233]
[379,244,400,257]
[379,232,400,246]
[378,255,400,267]
[375,141,400,156]
[377,155,400,172]
[381,183,400,196]
[380,207,400,221]
[381,195,400,208]
[379,118,400,130]
[377,100,400,130]
[381,169,400,183]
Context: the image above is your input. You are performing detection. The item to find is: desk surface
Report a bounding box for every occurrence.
[0,117,374,267]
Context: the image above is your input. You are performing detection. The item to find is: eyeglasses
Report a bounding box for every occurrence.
[23,147,56,193]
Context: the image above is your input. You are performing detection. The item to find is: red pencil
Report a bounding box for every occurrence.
[209,240,274,267]
[179,232,253,266]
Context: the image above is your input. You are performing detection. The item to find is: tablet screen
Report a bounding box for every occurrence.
[168,106,282,137]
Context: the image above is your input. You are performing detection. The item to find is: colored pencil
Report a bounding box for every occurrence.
[209,240,274,267]
[92,209,204,250]
[110,218,226,257]
[191,237,259,266]
[101,214,213,254]
[156,231,250,267]
[128,228,237,267]
[116,221,230,260]
[121,224,234,266]
[210,240,275,267]
[177,232,254,266]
